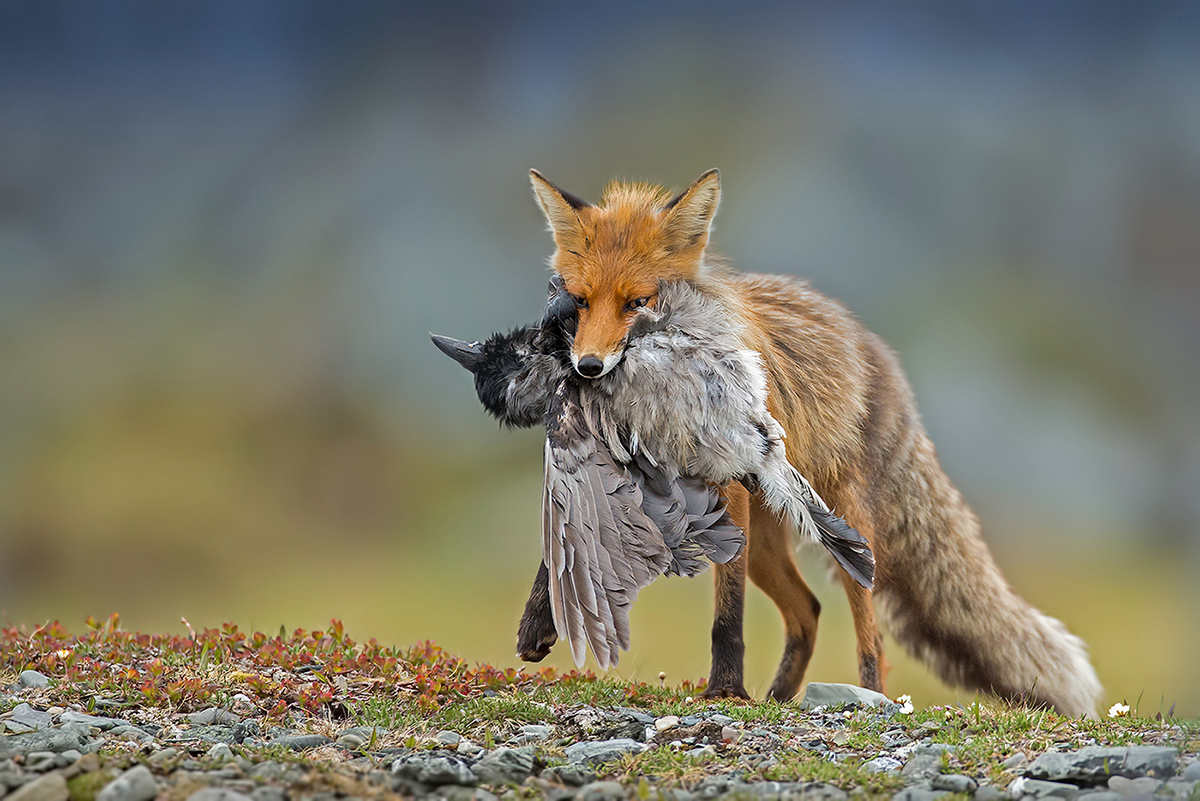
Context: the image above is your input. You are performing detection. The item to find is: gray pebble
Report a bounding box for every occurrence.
[517,725,551,743]
[575,780,626,801]
[1074,793,1122,801]
[4,772,67,801]
[542,764,596,787]
[5,707,51,733]
[1026,747,1178,784]
[974,786,1006,801]
[931,774,978,793]
[57,712,123,731]
[0,728,90,759]
[148,748,179,766]
[22,753,56,773]
[471,747,535,785]
[16,673,49,691]
[798,682,892,711]
[1182,762,1200,781]
[863,756,902,774]
[205,743,234,762]
[96,765,159,801]
[564,739,644,767]
[268,734,330,751]
[891,787,949,801]
[54,750,81,768]
[1012,778,1081,800]
[249,787,287,801]
[1004,753,1029,771]
[393,754,478,787]
[436,730,463,746]
[189,708,241,727]
[249,762,283,781]
[186,790,252,801]
[1105,776,1160,797]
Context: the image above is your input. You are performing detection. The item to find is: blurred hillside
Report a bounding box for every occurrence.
[0,2,1197,715]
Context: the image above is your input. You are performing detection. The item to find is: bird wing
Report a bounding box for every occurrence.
[631,454,744,577]
[543,384,671,670]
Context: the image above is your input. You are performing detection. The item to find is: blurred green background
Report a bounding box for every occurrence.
[1,2,1197,716]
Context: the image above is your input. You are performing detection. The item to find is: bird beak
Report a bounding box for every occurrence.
[430,334,484,372]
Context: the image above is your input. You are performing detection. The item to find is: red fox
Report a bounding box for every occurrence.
[521,168,1102,718]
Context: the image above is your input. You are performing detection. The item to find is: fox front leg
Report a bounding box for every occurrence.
[516,560,558,661]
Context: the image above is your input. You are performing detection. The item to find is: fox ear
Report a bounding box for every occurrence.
[530,170,592,248]
[662,168,720,253]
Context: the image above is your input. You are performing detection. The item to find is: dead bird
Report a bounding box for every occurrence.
[433,276,873,668]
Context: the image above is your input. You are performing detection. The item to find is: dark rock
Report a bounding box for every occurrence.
[0,729,90,759]
[268,734,330,751]
[4,773,68,801]
[798,682,891,710]
[1013,778,1082,799]
[564,739,644,767]
[188,708,241,727]
[541,764,595,787]
[392,754,478,787]
[230,721,260,744]
[902,744,954,782]
[96,765,158,801]
[891,787,949,801]
[1026,747,1178,785]
[16,673,49,690]
[974,785,1006,801]
[931,774,977,793]
[470,747,535,785]
[615,708,655,726]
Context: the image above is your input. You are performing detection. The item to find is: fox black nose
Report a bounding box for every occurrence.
[576,355,604,377]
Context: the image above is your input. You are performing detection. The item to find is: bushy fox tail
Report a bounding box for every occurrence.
[873,438,1102,718]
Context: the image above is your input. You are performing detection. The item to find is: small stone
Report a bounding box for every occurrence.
[147,748,179,767]
[6,706,52,732]
[575,781,626,801]
[54,750,82,769]
[864,756,902,773]
[249,788,286,801]
[931,774,977,793]
[186,790,251,801]
[392,754,477,787]
[564,739,644,767]
[902,744,954,782]
[1105,776,1160,797]
[1182,762,1200,781]
[457,740,484,756]
[974,786,1006,801]
[1013,778,1080,799]
[541,764,595,787]
[205,743,234,762]
[249,762,282,781]
[1075,793,1122,801]
[57,713,122,731]
[188,708,240,727]
[1026,747,1178,784]
[1163,779,1196,797]
[5,773,68,801]
[96,765,158,801]
[1004,753,1029,770]
[0,729,90,759]
[517,725,550,743]
[24,752,57,772]
[471,747,535,785]
[16,673,49,690]
[654,716,680,732]
[268,734,330,751]
[720,726,739,744]
[799,682,892,710]
[436,731,463,746]
[891,788,948,801]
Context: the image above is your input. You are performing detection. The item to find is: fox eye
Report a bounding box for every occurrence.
[626,296,651,311]
[570,294,588,310]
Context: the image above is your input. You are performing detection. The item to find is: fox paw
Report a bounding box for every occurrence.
[516,622,557,663]
[700,683,751,701]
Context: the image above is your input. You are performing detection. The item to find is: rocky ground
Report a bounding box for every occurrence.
[1,622,1195,801]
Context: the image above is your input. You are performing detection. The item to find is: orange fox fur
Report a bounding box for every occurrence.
[528,168,1102,718]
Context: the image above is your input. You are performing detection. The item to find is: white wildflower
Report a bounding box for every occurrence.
[894,694,914,715]
[1108,702,1130,718]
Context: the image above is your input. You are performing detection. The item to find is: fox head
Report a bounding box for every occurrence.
[529,168,721,378]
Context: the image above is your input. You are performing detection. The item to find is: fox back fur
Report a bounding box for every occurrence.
[528,168,1102,718]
